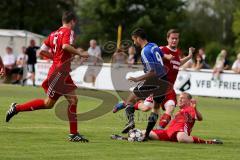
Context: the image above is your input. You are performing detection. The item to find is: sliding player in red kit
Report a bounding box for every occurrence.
[149,92,223,144]
[5,11,89,142]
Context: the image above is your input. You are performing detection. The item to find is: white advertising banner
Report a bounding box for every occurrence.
[35,61,240,98]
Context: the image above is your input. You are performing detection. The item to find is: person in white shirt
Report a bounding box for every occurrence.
[11,47,28,84]
[2,46,16,80]
[87,39,102,65]
[232,53,240,73]
[84,40,103,86]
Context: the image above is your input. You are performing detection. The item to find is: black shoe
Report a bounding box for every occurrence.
[21,79,27,86]
[6,103,18,122]
[122,121,135,134]
[68,133,89,142]
[12,80,20,84]
[212,139,223,144]
[110,134,127,141]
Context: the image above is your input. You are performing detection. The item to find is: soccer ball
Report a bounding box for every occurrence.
[128,129,144,142]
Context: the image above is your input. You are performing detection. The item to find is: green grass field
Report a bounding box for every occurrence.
[0,84,240,160]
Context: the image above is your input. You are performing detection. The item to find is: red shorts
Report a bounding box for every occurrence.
[161,89,177,110]
[42,72,77,100]
[152,129,178,142]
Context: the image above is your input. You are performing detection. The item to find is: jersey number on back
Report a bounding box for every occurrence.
[155,51,164,66]
[53,33,59,53]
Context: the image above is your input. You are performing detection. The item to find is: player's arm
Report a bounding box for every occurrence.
[163,54,174,61]
[39,44,53,59]
[128,70,156,82]
[191,99,203,121]
[62,44,89,58]
[180,47,195,66]
[0,56,5,77]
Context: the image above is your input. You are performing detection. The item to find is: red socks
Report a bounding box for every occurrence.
[134,101,141,110]
[192,136,213,144]
[159,113,171,129]
[68,105,78,134]
[16,99,46,112]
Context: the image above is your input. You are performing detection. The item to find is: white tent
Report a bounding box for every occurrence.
[0,29,45,57]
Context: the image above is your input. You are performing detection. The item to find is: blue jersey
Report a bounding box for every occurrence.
[141,43,166,78]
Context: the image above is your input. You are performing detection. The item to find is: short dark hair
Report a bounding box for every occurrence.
[131,28,147,40]
[167,29,179,38]
[62,11,77,23]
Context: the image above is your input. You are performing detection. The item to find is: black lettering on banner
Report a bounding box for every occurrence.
[207,80,211,88]
[196,80,201,87]
[224,82,228,89]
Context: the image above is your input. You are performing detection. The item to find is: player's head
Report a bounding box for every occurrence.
[131,28,147,47]
[62,11,77,29]
[167,29,180,49]
[178,92,192,108]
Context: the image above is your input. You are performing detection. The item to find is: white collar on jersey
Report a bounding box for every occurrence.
[166,45,177,52]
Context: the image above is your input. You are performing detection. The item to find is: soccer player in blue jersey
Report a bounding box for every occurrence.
[120,28,171,139]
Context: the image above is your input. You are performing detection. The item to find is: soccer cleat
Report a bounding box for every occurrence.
[211,139,223,144]
[6,103,18,122]
[110,134,128,141]
[68,133,89,142]
[113,101,126,113]
[121,121,135,134]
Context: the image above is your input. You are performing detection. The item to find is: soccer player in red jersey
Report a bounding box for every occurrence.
[0,56,5,77]
[148,92,223,144]
[156,29,195,129]
[5,11,89,142]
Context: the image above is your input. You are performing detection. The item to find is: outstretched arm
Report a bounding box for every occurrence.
[180,47,195,66]
[128,70,156,82]
[191,99,203,121]
[62,44,89,58]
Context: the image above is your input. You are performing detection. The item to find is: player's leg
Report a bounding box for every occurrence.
[158,101,175,129]
[144,102,160,140]
[158,92,177,129]
[64,91,89,142]
[121,92,137,133]
[147,129,170,141]
[176,132,223,144]
[6,97,57,122]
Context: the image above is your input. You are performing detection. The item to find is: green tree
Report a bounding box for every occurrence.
[0,0,75,35]
[77,0,186,51]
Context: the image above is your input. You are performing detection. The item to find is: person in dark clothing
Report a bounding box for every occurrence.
[25,39,39,86]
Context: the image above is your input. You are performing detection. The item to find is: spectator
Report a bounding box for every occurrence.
[26,39,40,86]
[111,48,128,66]
[2,46,16,80]
[232,53,240,73]
[0,56,5,77]
[212,50,226,81]
[87,39,102,65]
[221,49,230,70]
[192,54,203,70]
[11,47,28,84]
[127,46,136,66]
[198,48,210,69]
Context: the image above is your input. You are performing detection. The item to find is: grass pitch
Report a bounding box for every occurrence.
[0,84,240,160]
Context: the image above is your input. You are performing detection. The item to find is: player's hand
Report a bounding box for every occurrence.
[128,77,138,82]
[0,67,5,77]
[191,99,197,108]
[188,47,195,58]
[79,51,89,58]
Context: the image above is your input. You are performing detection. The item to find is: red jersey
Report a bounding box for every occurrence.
[44,26,75,72]
[160,46,181,85]
[167,106,197,137]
